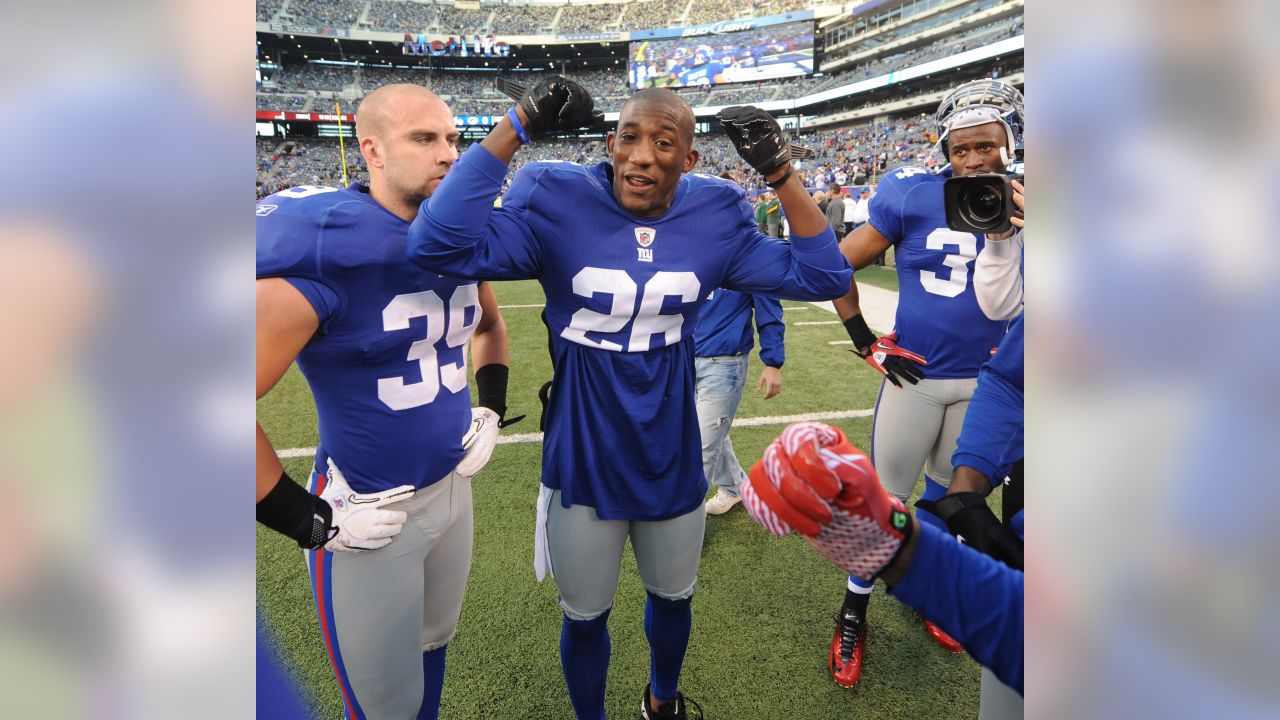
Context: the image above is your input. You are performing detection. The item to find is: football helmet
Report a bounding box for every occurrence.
[693,44,714,66]
[935,79,1024,166]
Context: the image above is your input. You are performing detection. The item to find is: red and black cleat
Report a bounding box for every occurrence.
[828,610,867,688]
[922,618,964,653]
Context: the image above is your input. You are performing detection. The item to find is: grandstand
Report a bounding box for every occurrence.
[255,0,1022,199]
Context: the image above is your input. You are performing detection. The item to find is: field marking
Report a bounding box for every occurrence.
[276,408,874,458]
[794,320,840,326]
[497,303,545,309]
[781,306,810,311]
[828,340,854,345]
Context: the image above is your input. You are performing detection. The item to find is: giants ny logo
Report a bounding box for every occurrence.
[635,227,655,262]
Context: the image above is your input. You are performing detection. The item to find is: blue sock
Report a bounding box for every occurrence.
[418,645,447,720]
[644,592,693,704]
[561,610,611,720]
[917,476,949,532]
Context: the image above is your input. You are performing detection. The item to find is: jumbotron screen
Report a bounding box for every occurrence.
[629,20,815,89]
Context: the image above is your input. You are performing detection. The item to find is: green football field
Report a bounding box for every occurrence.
[257,266,988,719]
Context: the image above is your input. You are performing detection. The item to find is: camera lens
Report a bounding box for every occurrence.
[959,182,1003,225]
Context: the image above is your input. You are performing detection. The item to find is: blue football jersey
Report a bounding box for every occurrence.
[679,61,725,87]
[409,145,850,520]
[867,167,1005,378]
[257,183,477,494]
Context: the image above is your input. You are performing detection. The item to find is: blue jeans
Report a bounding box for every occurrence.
[694,355,750,497]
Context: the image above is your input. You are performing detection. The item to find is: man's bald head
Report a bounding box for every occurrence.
[352,83,459,222]
[356,84,449,142]
[620,88,696,148]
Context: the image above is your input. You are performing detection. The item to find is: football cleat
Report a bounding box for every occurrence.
[828,610,867,688]
[922,618,964,653]
[639,683,705,720]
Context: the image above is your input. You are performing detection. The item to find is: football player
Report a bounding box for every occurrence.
[824,79,1024,687]
[407,79,851,720]
[255,84,512,720]
[673,45,726,87]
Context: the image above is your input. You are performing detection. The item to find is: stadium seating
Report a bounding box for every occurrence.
[556,3,624,33]
[366,1,441,31]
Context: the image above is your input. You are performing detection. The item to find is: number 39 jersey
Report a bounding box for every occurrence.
[868,167,1006,378]
[408,145,851,520]
[257,183,476,494]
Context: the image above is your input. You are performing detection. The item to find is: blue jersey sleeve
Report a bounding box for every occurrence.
[866,169,913,243]
[889,522,1024,694]
[751,294,785,367]
[256,192,349,329]
[283,277,342,334]
[952,314,1024,484]
[720,191,852,300]
[407,144,543,280]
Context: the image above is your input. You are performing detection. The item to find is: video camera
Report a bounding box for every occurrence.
[944,173,1023,234]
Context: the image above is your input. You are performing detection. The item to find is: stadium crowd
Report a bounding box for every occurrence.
[259,0,1001,35]
[490,3,561,34]
[366,0,441,31]
[257,137,366,199]
[285,0,363,28]
[257,94,312,111]
[617,0,678,33]
[259,0,285,22]
[556,2,623,33]
[264,63,356,93]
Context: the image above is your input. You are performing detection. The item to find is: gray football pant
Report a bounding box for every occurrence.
[545,489,705,621]
[306,471,473,720]
[871,376,978,500]
[980,667,1024,719]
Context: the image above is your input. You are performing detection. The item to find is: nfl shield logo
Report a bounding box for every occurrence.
[634,227,655,247]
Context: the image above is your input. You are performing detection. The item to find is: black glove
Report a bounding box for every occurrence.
[916,492,1024,570]
[717,105,793,176]
[494,75,604,135]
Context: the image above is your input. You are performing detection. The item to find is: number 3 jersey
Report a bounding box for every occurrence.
[257,183,476,494]
[409,145,851,520]
[868,167,1005,378]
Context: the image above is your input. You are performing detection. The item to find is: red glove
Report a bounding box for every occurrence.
[863,333,927,387]
[742,422,915,581]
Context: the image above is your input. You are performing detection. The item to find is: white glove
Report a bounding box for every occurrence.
[455,407,501,478]
[320,459,414,553]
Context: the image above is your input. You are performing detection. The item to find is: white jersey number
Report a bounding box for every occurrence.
[560,268,702,352]
[377,285,480,411]
[920,229,979,298]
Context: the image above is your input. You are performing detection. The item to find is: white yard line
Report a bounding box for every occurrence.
[276,408,874,458]
[805,283,897,335]
[497,303,545,309]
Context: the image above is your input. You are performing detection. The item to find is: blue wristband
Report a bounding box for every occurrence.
[507,108,531,144]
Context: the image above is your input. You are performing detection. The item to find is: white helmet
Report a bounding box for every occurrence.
[935,79,1024,166]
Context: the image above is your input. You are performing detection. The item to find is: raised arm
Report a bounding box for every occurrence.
[407,75,601,280]
[716,106,852,300]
